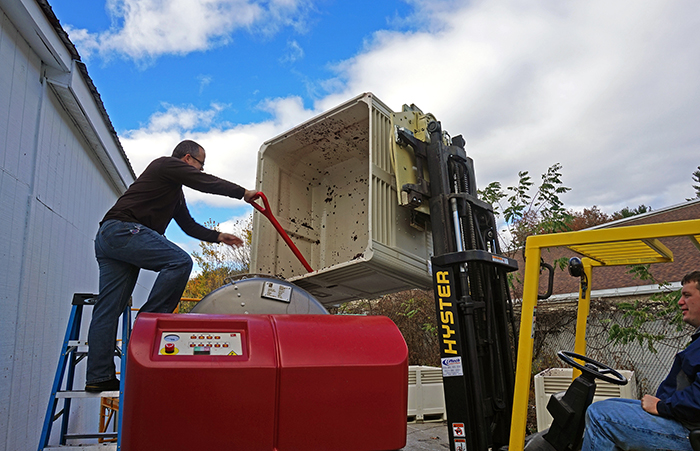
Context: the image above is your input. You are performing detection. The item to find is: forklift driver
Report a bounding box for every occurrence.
[580,270,700,451]
[85,140,257,392]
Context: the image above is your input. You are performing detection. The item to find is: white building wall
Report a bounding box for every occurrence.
[0,2,150,449]
[1,9,47,449]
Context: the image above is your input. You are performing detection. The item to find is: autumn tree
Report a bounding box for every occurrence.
[566,204,652,231]
[182,216,252,300]
[568,206,610,230]
[330,290,440,366]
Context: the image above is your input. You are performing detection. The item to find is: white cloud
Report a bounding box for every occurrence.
[119,103,223,175]
[67,0,311,60]
[148,103,224,132]
[197,74,213,94]
[120,0,700,218]
[219,212,253,235]
[280,40,304,64]
[120,96,315,206]
[318,0,700,212]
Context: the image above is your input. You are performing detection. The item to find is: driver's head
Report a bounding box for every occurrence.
[680,271,700,328]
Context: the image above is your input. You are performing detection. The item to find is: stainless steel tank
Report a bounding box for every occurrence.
[190,275,328,315]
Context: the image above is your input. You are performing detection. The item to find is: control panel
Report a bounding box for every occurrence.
[158,331,244,356]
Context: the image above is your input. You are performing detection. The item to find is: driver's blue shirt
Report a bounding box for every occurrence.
[655,327,700,430]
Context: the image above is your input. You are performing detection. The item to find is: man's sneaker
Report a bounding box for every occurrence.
[85,378,120,392]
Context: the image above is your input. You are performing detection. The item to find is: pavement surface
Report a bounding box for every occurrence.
[401,421,450,450]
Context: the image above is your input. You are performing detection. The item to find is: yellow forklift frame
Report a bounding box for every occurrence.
[509,218,700,451]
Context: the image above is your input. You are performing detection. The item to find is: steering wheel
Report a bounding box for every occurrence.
[557,351,628,386]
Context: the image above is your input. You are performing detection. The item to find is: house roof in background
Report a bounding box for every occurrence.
[512,199,700,299]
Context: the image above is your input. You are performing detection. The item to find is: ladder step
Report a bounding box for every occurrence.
[66,341,122,356]
[64,432,118,440]
[39,298,131,450]
[44,445,117,450]
[67,340,89,347]
[56,391,120,399]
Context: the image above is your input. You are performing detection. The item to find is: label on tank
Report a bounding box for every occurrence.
[261,282,292,303]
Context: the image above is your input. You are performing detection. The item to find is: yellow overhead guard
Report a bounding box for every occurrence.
[509,218,700,451]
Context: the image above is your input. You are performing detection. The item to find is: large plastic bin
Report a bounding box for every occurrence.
[250,93,433,304]
[533,367,637,431]
[407,365,446,422]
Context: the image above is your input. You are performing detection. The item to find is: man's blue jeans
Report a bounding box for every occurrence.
[581,398,692,451]
[86,219,193,384]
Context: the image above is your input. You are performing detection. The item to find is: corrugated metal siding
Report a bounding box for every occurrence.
[1,9,42,449]
[0,7,129,449]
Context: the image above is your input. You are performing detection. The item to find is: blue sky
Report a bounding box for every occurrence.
[48,0,423,252]
[50,1,415,129]
[47,0,700,257]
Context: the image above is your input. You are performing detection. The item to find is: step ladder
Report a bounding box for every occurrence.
[39,293,132,450]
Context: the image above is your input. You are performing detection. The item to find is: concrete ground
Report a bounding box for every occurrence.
[400,421,450,450]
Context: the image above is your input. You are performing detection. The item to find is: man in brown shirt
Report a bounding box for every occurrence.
[86,140,257,392]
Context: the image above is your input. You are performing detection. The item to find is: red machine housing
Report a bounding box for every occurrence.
[121,313,408,451]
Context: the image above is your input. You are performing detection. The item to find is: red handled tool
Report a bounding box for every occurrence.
[248,191,313,273]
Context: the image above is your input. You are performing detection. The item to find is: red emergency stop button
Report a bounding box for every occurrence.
[165,343,175,354]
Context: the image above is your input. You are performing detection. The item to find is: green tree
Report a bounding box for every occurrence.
[610,204,651,221]
[690,165,700,200]
[479,163,572,253]
[606,265,686,352]
[479,163,653,247]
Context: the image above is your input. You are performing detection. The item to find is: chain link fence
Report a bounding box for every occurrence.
[520,296,693,397]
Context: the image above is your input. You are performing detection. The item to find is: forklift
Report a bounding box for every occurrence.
[390,106,700,451]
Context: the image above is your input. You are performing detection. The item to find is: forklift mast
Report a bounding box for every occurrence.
[395,121,519,451]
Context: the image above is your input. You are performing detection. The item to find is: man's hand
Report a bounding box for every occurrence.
[218,232,243,247]
[243,189,258,203]
[641,394,660,415]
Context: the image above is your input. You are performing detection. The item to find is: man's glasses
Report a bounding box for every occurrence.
[189,154,205,169]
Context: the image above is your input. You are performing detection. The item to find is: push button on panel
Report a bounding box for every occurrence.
[161,331,243,356]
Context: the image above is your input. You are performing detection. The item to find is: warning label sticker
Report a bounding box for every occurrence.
[491,255,508,265]
[454,438,467,451]
[261,282,292,302]
[441,356,464,377]
[452,423,465,437]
